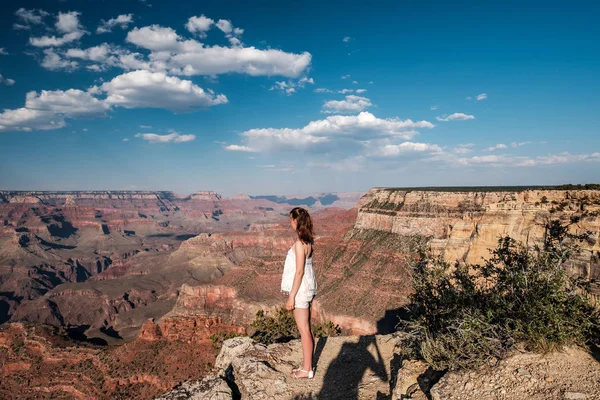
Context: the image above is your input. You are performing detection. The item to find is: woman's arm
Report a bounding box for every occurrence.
[285,240,306,310]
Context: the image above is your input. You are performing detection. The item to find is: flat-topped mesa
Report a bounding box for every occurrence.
[188,191,222,201]
[356,188,600,267]
[230,193,251,200]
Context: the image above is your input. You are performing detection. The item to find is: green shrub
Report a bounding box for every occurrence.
[209,331,241,348]
[400,219,600,371]
[251,307,341,345]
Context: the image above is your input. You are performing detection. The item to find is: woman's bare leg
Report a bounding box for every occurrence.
[293,307,313,374]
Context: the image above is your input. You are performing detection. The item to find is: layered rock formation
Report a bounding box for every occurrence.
[157,334,600,400]
[356,188,600,267]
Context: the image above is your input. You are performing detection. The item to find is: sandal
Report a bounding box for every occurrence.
[291,368,314,379]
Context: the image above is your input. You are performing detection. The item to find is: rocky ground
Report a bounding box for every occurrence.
[158,334,600,400]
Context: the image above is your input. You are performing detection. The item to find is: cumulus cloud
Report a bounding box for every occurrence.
[323,95,372,114]
[216,19,233,34]
[226,111,435,153]
[511,141,531,147]
[101,70,228,112]
[185,15,214,37]
[30,11,86,47]
[97,14,134,34]
[314,88,333,93]
[0,48,7,55]
[341,74,351,79]
[15,8,49,25]
[125,25,310,77]
[41,48,79,71]
[355,89,367,94]
[0,69,227,133]
[436,113,475,121]
[0,88,110,133]
[485,143,508,151]
[25,89,109,117]
[66,43,113,62]
[343,36,351,42]
[0,74,15,86]
[430,105,438,111]
[0,108,65,132]
[476,93,487,100]
[135,131,195,143]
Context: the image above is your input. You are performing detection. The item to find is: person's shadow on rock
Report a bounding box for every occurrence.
[316,335,388,400]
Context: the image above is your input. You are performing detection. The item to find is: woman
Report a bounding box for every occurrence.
[281,207,318,379]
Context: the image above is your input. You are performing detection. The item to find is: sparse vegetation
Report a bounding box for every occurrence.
[250,307,341,345]
[209,331,241,348]
[400,218,600,371]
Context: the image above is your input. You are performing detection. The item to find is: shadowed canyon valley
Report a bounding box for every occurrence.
[1,187,599,399]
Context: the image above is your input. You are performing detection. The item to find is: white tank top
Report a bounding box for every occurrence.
[280,244,317,295]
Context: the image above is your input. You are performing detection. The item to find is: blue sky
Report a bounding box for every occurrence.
[0,0,598,196]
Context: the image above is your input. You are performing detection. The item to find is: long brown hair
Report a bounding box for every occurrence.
[290,207,314,245]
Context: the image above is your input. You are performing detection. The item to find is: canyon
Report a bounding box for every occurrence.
[1,186,599,398]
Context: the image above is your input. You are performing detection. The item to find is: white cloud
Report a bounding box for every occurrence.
[0,74,15,86]
[185,15,214,37]
[352,80,358,84]
[460,152,600,167]
[15,8,49,25]
[227,111,435,153]
[139,125,152,129]
[452,143,474,154]
[270,76,314,95]
[338,89,353,94]
[355,89,367,94]
[0,108,65,132]
[343,36,351,42]
[369,142,443,158]
[13,24,31,31]
[476,93,487,101]
[485,143,507,151]
[225,144,256,152]
[430,105,438,111]
[135,131,195,143]
[323,95,372,114]
[314,88,333,93]
[0,48,7,55]
[511,141,531,147]
[30,31,85,47]
[66,43,113,62]
[30,11,86,47]
[56,11,82,33]
[101,70,228,112]
[216,19,233,34]
[341,74,351,79]
[97,14,134,34]
[125,25,310,78]
[436,113,475,121]
[41,48,79,71]
[123,138,130,142]
[25,89,109,117]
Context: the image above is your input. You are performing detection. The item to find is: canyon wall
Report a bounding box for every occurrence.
[356,188,600,276]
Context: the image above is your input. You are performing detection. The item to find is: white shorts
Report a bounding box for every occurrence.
[282,290,315,309]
